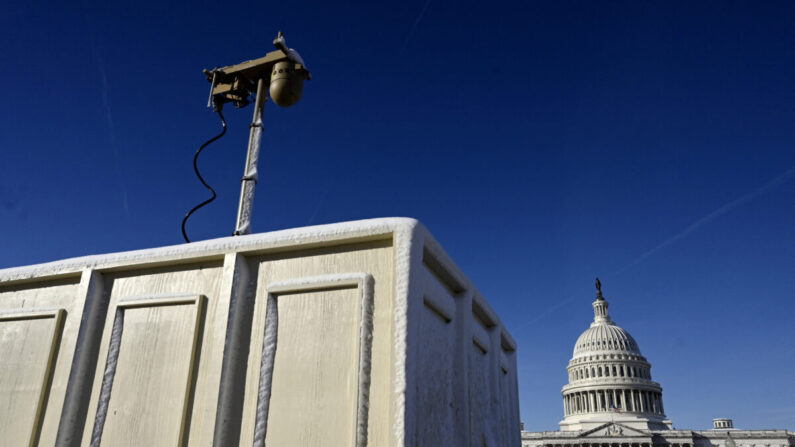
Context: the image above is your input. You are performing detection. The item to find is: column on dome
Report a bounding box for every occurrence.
[628,389,633,412]
[612,389,618,410]
[643,391,648,413]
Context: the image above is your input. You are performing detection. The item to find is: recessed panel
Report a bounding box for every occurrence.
[0,310,63,447]
[264,287,360,446]
[92,296,204,447]
[416,300,455,445]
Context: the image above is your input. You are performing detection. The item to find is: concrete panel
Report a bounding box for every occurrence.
[255,275,373,446]
[415,265,457,446]
[90,295,204,447]
[81,263,226,446]
[0,309,64,446]
[241,241,393,446]
[0,276,82,447]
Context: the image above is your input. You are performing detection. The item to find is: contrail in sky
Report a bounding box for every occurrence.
[307,181,333,225]
[616,164,795,275]
[518,292,579,328]
[93,42,130,215]
[400,0,432,55]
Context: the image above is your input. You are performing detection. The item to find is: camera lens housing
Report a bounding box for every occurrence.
[269,61,307,107]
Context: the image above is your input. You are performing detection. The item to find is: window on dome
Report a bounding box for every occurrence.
[598,367,602,377]
[612,366,617,376]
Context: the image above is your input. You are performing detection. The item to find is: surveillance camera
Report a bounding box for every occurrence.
[269,61,309,107]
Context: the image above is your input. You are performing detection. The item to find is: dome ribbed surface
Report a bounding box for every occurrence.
[572,323,641,357]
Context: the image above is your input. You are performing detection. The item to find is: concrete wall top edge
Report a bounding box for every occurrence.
[0,217,419,284]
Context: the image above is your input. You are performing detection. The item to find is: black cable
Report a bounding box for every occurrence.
[181,109,227,243]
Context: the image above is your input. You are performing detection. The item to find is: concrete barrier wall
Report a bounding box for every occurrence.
[0,218,519,447]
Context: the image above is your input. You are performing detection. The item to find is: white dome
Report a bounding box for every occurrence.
[572,323,641,358]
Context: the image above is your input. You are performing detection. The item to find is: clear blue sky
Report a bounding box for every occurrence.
[2,1,793,431]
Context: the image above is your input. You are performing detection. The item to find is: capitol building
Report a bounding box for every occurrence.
[521,280,794,447]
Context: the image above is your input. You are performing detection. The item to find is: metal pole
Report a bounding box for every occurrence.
[234,77,266,235]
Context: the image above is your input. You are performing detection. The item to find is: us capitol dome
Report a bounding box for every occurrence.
[560,278,671,431]
[521,280,794,447]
